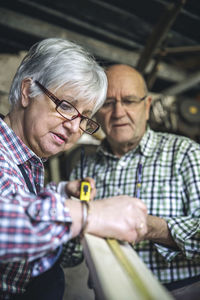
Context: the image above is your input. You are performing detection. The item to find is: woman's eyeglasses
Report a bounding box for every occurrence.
[35,80,100,135]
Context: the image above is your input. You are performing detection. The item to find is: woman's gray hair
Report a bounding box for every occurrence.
[9,38,107,114]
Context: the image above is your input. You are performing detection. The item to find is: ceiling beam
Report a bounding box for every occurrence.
[137,0,187,73]
[0,7,188,84]
[16,0,140,49]
[162,71,200,96]
[155,45,200,55]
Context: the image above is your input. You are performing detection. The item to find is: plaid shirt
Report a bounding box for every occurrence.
[70,127,200,284]
[0,118,72,298]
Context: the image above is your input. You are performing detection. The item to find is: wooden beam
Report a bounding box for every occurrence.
[0,8,188,83]
[147,53,163,90]
[137,0,187,73]
[0,7,140,63]
[82,234,173,300]
[155,45,200,56]
[17,0,140,49]
[162,71,200,95]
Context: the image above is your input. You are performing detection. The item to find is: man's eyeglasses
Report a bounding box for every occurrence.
[101,95,147,111]
[35,80,100,135]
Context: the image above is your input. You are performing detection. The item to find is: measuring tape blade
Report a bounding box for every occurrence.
[107,238,153,300]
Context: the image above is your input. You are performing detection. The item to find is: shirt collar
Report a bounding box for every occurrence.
[139,127,158,157]
[0,118,42,165]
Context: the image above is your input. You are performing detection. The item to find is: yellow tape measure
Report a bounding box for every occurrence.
[80,146,91,202]
[80,181,91,201]
[107,238,153,300]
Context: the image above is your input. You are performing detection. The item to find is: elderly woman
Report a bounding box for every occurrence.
[0,38,147,299]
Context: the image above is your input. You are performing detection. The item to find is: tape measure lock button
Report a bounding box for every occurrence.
[80,181,91,201]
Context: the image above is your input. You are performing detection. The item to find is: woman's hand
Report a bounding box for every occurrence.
[85,195,148,243]
[65,177,96,201]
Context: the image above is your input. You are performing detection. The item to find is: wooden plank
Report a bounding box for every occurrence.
[82,234,174,300]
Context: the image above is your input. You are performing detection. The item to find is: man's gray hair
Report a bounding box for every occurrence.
[9,38,107,114]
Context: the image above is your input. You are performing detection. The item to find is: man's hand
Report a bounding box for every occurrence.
[66,177,96,201]
[139,215,178,248]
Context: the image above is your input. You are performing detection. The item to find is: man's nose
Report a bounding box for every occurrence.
[112,101,126,117]
[63,117,80,133]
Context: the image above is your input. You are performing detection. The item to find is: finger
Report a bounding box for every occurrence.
[135,221,148,243]
[136,222,144,230]
[133,198,147,212]
[90,187,96,199]
[84,177,96,189]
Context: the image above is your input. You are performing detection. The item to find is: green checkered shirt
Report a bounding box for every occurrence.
[70,128,200,283]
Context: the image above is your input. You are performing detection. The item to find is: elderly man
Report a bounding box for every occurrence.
[0,43,147,300]
[70,64,200,291]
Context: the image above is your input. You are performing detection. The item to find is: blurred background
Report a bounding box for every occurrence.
[0,1,199,298]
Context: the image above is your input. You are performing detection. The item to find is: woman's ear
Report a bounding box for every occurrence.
[21,78,32,108]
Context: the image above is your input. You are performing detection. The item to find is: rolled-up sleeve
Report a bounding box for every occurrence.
[155,148,200,262]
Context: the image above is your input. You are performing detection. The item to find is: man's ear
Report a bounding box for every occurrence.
[21,78,32,108]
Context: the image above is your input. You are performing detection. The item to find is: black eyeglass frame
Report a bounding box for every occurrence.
[104,95,147,106]
[35,80,100,135]
[138,95,147,102]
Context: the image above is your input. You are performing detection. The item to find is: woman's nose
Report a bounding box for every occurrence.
[63,117,81,133]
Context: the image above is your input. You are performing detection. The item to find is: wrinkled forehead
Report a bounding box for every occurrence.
[106,71,145,99]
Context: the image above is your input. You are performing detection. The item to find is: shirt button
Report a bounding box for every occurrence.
[118,161,126,167]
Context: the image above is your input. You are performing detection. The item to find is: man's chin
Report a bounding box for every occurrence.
[111,133,133,143]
